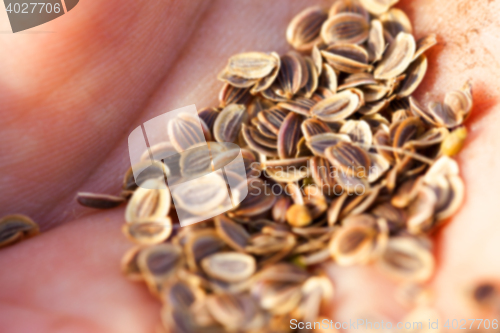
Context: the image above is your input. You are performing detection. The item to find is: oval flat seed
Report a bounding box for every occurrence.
[302,57,319,98]
[374,32,416,80]
[251,52,281,94]
[167,113,206,152]
[325,141,371,178]
[219,85,250,108]
[198,107,220,131]
[380,8,413,38]
[185,230,226,271]
[286,6,328,51]
[321,13,370,45]
[278,98,316,116]
[329,0,369,20]
[0,214,39,249]
[76,192,125,209]
[241,124,279,157]
[226,52,278,79]
[171,173,228,216]
[397,55,428,98]
[125,178,171,223]
[319,63,338,93]
[340,120,373,150]
[257,107,288,135]
[123,217,173,245]
[310,89,362,122]
[377,236,435,282]
[233,178,276,217]
[278,112,303,159]
[201,252,256,282]
[215,215,250,252]
[368,19,385,62]
[214,104,246,143]
[360,0,399,16]
[276,53,303,99]
[321,44,372,74]
[306,132,351,157]
[217,68,258,88]
[301,118,332,140]
[329,224,377,266]
[137,243,183,283]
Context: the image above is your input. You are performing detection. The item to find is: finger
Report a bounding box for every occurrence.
[0,0,207,228]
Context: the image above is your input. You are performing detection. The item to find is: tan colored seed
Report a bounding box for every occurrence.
[286,6,328,51]
[0,214,39,249]
[125,178,171,223]
[374,32,416,80]
[201,252,256,283]
[225,52,278,79]
[321,13,370,45]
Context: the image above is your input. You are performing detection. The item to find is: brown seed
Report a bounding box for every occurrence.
[218,69,259,88]
[215,215,250,252]
[241,124,279,157]
[286,204,313,228]
[286,6,328,51]
[329,223,377,265]
[251,52,281,94]
[201,252,256,282]
[125,178,171,223]
[377,236,435,282]
[278,112,304,159]
[276,53,303,99]
[367,19,385,62]
[321,43,373,74]
[219,85,250,108]
[302,57,319,98]
[233,178,276,217]
[122,217,173,245]
[310,89,363,122]
[272,196,292,224]
[167,113,206,152]
[171,173,229,216]
[374,32,416,80]
[206,293,260,330]
[76,192,125,209]
[397,55,428,98]
[406,186,437,234]
[258,107,288,135]
[325,141,371,178]
[380,8,413,38]
[319,63,338,93]
[306,133,351,157]
[278,97,316,116]
[225,52,279,79]
[137,243,183,289]
[265,157,310,183]
[214,104,246,143]
[185,229,226,271]
[301,118,332,140]
[0,214,39,249]
[321,13,370,45]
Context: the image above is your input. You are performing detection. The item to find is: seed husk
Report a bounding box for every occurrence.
[321,13,370,45]
[286,6,328,52]
[76,192,125,209]
[301,118,332,140]
[214,104,246,143]
[278,98,316,116]
[319,63,338,93]
[137,243,183,290]
[397,55,428,98]
[201,252,256,283]
[413,34,438,61]
[215,215,250,252]
[368,19,385,62]
[278,112,304,159]
[123,217,173,245]
[325,141,371,178]
[0,214,39,249]
[380,8,413,38]
[377,236,435,282]
[339,120,373,150]
[225,52,279,79]
[251,52,281,94]
[276,53,303,99]
[125,178,171,223]
[168,113,206,152]
[321,44,372,74]
[374,32,416,80]
[310,89,363,122]
[306,132,351,157]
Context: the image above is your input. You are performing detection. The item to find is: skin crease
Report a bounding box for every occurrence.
[0,0,499,331]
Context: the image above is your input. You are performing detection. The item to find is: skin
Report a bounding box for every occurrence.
[0,0,499,332]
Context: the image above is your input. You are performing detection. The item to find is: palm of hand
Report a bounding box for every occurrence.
[0,0,499,332]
